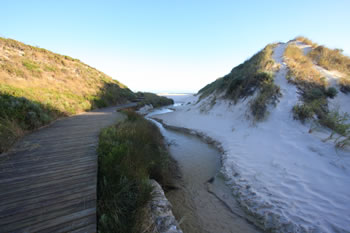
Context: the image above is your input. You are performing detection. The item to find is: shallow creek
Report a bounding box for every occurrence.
[146,107,261,233]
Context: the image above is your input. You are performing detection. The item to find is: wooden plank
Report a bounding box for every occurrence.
[0,144,96,162]
[0,153,94,172]
[0,149,94,168]
[0,163,96,184]
[0,167,97,198]
[0,107,126,232]
[0,193,95,225]
[7,207,96,233]
[22,135,96,144]
[0,185,95,218]
[36,217,96,233]
[0,158,95,178]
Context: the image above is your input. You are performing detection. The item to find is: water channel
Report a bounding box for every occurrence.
[146,106,261,233]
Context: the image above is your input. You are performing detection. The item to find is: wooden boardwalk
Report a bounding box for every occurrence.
[0,104,135,233]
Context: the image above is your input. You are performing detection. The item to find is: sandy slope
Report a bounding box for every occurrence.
[153,43,350,232]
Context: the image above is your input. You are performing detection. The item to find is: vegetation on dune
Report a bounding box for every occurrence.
[307,44,350,93]
[136,92,174,108]
[295,36,318,48]
[198,44,281,120]
[284,44,326,88]
[285,40,350,146]
[249,73,281,121]
[97,110,172,233]
[339,77,350,93]
[307,44,350,74]
[292,86,350,148]
[0,37,136,153]
[294,36,350,93]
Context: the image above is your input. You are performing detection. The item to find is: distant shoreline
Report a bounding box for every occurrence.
[157,93,194,96]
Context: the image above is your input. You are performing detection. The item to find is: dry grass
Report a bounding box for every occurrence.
[307,44,350,92]
[284,44,326,88]
[286,40,350,144]
[0,37,134,115]
[308,45,350,74]
[295,36,318,48]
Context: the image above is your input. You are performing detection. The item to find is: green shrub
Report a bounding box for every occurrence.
[0,93,59,152]
[305,88,325,100]
[325,87,338,98]
[293,104,314,122]
[250,77,281,121]
[293,97,350,138]
[97,111,171,233]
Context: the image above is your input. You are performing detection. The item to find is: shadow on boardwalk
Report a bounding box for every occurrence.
[0,104,135,233]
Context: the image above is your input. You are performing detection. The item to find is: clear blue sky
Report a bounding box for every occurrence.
[2,0,350,93]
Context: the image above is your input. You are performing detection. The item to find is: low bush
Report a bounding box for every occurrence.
[325,87,338,98]
[293,87,349,138]
[292,104,314,122]
[305,87,324,100]
[0,93,60,152]
[250,74,281,121]
[97,110,171,233]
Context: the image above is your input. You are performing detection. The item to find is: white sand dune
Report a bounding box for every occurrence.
[153,42,350,232]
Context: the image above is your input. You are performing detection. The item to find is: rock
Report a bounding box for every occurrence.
[147,179,183,233]
[138,104,154,115]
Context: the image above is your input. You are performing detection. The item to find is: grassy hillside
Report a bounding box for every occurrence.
[198,44,281,120]
[0,37,136,152]
[199,44,277,99]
